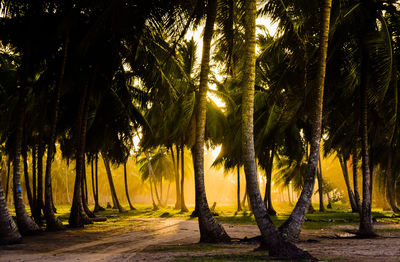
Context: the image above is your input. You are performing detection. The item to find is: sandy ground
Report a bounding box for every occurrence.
[1,218,400,261]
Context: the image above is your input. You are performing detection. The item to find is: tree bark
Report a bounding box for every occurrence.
[237,166,242,212]
[5,157,11,203]
[124,162,135,210]
[0,174,21,245]
[171,146,181,210]
[44,34,69,231]
[102,156,126,213]
[69,84,92,227]
[144,151,162,207]
[357,41,375,236]
[13,63,41,235]
[83,162,89,206]
[22,150,34,213]
[192,0,230,243]
[180,145,188,212]
[65,161,71,204]
[93,154,104,212]
[264,146,276,216]
[91,158,96,206]
[396,180,400,209]
[35,88,49,226]
[316,156,325,212]
[81,160,94,218]
[32,146,37,209]
[268,147,276,215]
[240,0,315,259]
[352,146,362,211]
[279,0,332,242]
[338,154,358,212]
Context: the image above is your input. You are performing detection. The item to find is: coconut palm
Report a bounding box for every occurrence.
[240,0,315,259]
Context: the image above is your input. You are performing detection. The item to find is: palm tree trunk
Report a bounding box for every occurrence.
[44,143,65,231]
[5,157,10,203]
[241,0,315,259]
[170,146,181,210]
[36,134,45,225]
[181,145,188,212]
[0,175,21,244]
[279,0,332,242]
[35,88,49,225]
[144,151,162,206]
[149,179,158,210]
[352,145,362,211]
[69,84,92,227]
[93,154,104,212]
[338,154,358,212]
[65,161,70,204]
[317,156,325,212]
[83,163,88,206]
[32,146,37,208]
[44,34,69,230]
[237,166,242,212]
[265,146,276,216]
[103,156,126,213]
[263,152,271,209]
[192,0,230,243]
[81,160,94,218]
[13,58,41,235]
[22,150,34,213]
[358,44,375,236]
[91,158,96,206]
[124,162,135,210]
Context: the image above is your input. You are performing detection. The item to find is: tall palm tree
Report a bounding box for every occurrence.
[192,0,230,243]
[279,0,333,241]
[240,0,314,259]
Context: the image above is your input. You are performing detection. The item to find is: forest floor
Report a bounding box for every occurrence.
[1,205,400,261]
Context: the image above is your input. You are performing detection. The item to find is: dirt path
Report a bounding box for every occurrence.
[1,218,400,261]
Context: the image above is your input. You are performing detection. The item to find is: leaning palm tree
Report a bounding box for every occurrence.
[277,0,333,242]
[240,0,315,259]
[192,0,230,243]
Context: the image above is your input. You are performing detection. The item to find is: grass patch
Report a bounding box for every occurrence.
[7,203,400,232]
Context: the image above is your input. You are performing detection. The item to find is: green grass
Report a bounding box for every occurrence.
[7,203,400,232]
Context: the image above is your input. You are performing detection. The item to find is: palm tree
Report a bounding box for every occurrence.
[102,155,127,213]
[192,0,230,243]
[43,30,69,231]
[124,161,136,210]
[240,0,314,259]
[0,157,21,244]
[279,0,333,241]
